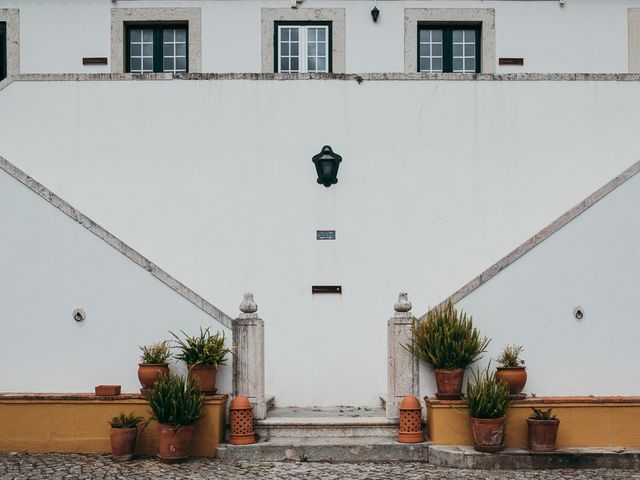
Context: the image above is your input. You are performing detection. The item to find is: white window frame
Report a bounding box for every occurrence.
[405,8,495,74]
[261,8,345,74]
[111,7,201,74]
[277,24,330,74]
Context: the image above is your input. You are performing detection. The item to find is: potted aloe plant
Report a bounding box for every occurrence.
[170,327,230,395]
[528,408,560,452]
[108,412,145,461]
[466,365,511,452]
[405,300,490,399]
[138,341,171,397]
[495,344,527,397]
[148,372,204,463]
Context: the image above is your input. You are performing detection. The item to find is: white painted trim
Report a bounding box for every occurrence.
[629,9,640,73]
[0,9,19,79]
[418,159,640,321]
[261,8,345,74]
[111,7,202,74]
[404,8,496,74]
[0,155,233,329]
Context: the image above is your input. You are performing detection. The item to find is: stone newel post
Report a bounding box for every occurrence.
[232,293,266,419]
[386,292,419,420]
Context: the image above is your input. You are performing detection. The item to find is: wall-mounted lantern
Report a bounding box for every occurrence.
[371,6,380,22]
[312,145,342,187]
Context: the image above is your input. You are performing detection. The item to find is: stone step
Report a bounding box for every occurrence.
[429,445,640,470]
[253,406,400,438]
[216,436,430,462]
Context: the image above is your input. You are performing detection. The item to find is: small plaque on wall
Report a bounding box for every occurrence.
[317,230,336,240]
[312,285,342,294]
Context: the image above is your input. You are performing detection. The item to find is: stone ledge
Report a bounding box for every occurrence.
[425,396,640,407]
[8,73,640,83]
[217,437,430,462]
[0,392,228,403]
[429,445,640,470]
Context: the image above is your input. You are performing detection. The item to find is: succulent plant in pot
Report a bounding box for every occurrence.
[148,372,204,463]
[495,344,527,397]
[528,408,560,452]
[138,341,172,397]
[466,364,511,453]
[108,412,145,461]
[405,300,490,399]
[170,327,231,395]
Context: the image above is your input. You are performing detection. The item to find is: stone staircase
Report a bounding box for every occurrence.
[216,405,430,462]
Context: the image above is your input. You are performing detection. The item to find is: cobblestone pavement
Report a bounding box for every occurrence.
[0,454,639,480]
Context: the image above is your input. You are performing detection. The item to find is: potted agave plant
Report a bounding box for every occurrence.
[138,341,171,397]
[466,365,511,453]
[109,412,144,461]
[528,408,560,452]
[148,372,204,463]
[495,344,527,397]
[170,327,231,395]
[406,300,490,399]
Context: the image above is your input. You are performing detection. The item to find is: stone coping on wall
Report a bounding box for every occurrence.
[425,396,640,407]
[0,156,234,330]
[5,72,640,84]
[0,393,228,402]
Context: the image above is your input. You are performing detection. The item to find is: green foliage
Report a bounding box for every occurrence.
[109,412,144,429]
[170,327,230,367]
[529,408,557,421]
[466,365,510,419]
[405,300,490,369]
[139,341,171,364]
[496,344,525,368]
[148,372,204,427]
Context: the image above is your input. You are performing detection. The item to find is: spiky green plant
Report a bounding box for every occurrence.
[529,408,557,421]
[170,327,230,367]
[109,412,145,429]
[404,300,490,369]
[466,364,510,419]
[148,372,204,427]
[496,344,525,368]
[139,341,172,364]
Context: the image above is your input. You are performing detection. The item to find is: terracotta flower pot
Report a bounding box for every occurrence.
[495,367,527,396]
[470,417,507,453]
[110,427,137,461]
[187,364,217,395]
[528,418,560,452]
[158,424,195,463]
[434,368,465,400]
[138,363,170,392]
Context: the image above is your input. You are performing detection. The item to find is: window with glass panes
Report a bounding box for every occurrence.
[275,22,331,73]
[0,22,6,81]
[126,25,188,73]
[418,26,480,73]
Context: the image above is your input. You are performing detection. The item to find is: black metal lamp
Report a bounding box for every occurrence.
[371,5,380,22]
[312,145,342,187]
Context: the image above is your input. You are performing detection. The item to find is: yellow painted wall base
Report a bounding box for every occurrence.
[0,394,228,456]
[426,397,640,448]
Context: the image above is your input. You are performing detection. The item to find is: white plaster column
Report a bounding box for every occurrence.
[386,292,419,420]
[232,292,266,419]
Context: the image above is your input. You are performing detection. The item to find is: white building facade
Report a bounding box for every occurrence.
[1,0,640,408]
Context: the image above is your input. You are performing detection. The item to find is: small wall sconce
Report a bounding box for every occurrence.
[573,306,584,320]
[312,146,342,187]
[371,5,380,22]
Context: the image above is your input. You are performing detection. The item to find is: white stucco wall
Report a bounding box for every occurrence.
[449,171,640,397]
[0,169,232,394]
[2,0,640,74]
[0,78,639,405]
